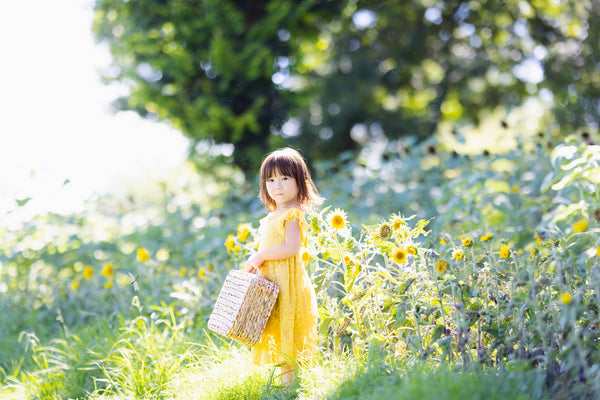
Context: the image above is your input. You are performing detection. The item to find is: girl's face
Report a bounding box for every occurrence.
[265,172,299,209]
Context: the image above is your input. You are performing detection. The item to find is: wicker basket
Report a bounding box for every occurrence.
[208,270,279,347]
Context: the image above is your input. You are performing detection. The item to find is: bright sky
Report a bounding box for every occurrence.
[0,0,189,227]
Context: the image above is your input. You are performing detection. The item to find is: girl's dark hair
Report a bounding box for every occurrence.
[259,148,322,211]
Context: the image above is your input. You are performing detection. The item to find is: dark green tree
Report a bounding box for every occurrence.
[92,0,339,170]
[289,0,599,155]
[93,0,599,169]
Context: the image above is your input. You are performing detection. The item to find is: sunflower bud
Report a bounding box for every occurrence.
[379,223,392,239]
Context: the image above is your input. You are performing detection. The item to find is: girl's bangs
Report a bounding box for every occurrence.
[262,156,296,180]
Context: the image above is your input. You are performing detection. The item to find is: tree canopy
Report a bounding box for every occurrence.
[92,0,599,170]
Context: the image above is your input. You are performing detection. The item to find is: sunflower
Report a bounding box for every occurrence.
[391,216,406,231]
[573,219,588,233]
[83,266,94,280]
[391,247,407,264]
[499,244,510,258]
[596,246,600,257]
[378,223,392,240]
[302,250,311,264]
[237,223,251,242]
[224,234,235,251]
[461,237,473,247]
[452,250,464,261]
[560,293,572,305]
[137,248,150,262]
[436,260,448,274]
[328,208,348,230]
[480,233,493,242]
[407,245,417,256]
[101,263,115,278]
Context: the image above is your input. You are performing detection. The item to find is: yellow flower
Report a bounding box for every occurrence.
[499,244,510,258]
[104,281,113,289]
[512,185,519,193]
[534,232,543,243]
[328,208,348,230]
[391,216,406,231]
[436,260,448,274]
[452,249,464,261]
[137,248,150,262]
[83,266,94,280]
[225,234,235,251]
[517,248,523,255]
[237,223,251,243]
[407,245,417,256]
[72,280,79,290]
[461,237,473,247]
[198,268,205,278]
[302,250,311,264]
[440,238,446,245]
[378,224,392,239]
[101,263,114,278]
[530,248,538,255]
[391,247,407,264]
[480,233,493,242]
[560,293,572,305]
[573,219,588,233]
[180,268,187,277]
[232,245,241,252]
[596,246,600,257]
[206,262,213,271]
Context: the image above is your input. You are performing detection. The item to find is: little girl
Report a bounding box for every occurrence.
[244,147,320,385]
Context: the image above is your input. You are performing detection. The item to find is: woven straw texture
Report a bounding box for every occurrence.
[208,270,279,347]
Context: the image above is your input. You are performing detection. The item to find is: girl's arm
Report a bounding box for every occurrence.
[244,219,301,272]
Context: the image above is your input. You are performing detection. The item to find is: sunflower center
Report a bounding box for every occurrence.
[332,215,345,228]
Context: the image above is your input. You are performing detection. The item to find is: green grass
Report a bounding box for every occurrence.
[324,363,544,400]
[1,327,548,400]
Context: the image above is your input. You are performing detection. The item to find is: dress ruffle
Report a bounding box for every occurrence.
[273,208,308,243]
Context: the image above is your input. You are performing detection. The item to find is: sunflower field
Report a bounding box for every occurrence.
[1,129,600,399]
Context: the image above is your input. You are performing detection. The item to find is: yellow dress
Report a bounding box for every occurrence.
[251,207,318,366]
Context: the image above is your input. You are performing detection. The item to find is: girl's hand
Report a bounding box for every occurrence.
[244,253,264,273]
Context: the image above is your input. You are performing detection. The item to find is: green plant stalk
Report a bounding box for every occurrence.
[372,291,393,353]
[352,297,364,343]
[410,284,424,355]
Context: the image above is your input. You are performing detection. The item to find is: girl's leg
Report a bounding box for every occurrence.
[280,364,295,385]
